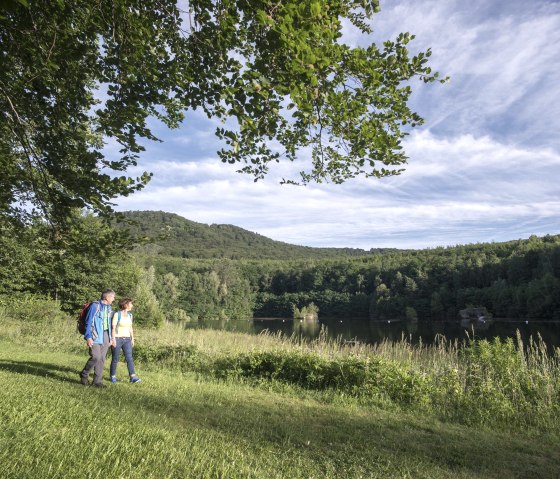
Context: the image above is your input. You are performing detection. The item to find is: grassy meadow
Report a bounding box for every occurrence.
[1,301,559,478]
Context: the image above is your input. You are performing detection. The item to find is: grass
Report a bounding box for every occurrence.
[1,341,559,479]
[1,299,560,477]
[1,310,559,432]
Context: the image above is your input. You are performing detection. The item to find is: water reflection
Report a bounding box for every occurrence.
[293,318,321,337]
[184,318,560,349]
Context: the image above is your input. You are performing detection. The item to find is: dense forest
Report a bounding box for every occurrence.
[4,210,556,325]
[138,233,560,322]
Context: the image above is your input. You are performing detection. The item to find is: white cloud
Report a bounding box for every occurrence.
[349,0,559,148]
[117,129,560,249]
[114,0,560,250]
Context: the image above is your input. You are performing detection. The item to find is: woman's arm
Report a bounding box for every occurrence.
[111,312,118,345]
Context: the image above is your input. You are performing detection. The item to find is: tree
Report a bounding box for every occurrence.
[155,271,180,315]
[1,0,444,227]
[0,209,139,309]
[134,265,165,327]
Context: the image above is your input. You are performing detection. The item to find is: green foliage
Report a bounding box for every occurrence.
[4,207,560,326]
[170,260,255,320]
[136,228,560,321]
[0,211,140,312]
[364,235,560,320]
[214,350,432,406]
[126,327,559,431]
[0,294,65,323]
[292,302,319,319]
[255,290,369,317]
[0,221,39,293]
[443,335,560,428]
[134,343,201,369]
[1,0,443,228]
[210,2,446,185]
[169,308,193,323]
[405,306,418,321]
[133,266,165,328]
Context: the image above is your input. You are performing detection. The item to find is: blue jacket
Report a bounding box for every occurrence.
[83,300,113,344]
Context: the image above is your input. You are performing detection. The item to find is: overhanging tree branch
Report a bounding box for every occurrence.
[0,0,446,227]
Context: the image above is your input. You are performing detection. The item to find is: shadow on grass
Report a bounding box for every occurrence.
[103,378,560,479]
[0,359,78,383]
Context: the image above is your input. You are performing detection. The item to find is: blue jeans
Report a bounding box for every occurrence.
[110,337,136,377]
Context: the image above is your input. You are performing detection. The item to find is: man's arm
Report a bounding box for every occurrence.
[84,302,99,346]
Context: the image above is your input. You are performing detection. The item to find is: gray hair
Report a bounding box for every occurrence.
[101,289,115,300]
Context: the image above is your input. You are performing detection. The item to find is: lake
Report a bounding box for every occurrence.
[185,317,560,350]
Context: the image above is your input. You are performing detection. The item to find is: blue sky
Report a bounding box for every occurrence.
[114,0,560,250]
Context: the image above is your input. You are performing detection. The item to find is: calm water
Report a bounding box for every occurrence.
[185,317,560,349]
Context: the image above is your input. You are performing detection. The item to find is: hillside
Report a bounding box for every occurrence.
[117,210,395,260]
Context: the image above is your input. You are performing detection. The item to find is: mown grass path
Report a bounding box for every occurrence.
[0,341,558,479]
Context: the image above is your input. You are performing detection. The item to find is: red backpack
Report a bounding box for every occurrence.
[76,301,100,335]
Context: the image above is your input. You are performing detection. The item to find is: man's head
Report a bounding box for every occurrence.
[101,289,116,303]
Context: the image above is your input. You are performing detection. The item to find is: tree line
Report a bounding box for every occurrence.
[3,212,559,324]
[140,233,560,322]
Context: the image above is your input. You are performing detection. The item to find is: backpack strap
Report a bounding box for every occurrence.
[90,300,101,319]
[93,302,101,328]
[86,301,101,338]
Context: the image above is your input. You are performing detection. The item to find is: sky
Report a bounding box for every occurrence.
[114,0,560,250]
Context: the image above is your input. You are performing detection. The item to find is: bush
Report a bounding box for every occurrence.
[0,294,66,323]
[134,344,202,370]
[292,302,319,319]
[169,308,194,322]
[212,350,432,405]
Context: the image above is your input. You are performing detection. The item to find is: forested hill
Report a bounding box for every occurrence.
[117,211,395,260]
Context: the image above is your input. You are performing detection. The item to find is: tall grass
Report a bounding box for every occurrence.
[138,323,560,433]
[1,299,559,434]
[3,343,560,479]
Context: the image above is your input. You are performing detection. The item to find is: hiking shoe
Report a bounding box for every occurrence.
[130,376,142,384]
[79,373,89,386]
[92,383,106,388]
[110,376,117,384]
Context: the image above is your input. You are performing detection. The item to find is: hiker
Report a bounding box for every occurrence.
[79,289,116,387]
[109,297,141,384]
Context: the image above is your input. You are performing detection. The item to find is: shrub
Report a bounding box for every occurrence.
[0,294,65,323]
[292,302,319,319]
[134,344,202,370]
[212,350,432,406]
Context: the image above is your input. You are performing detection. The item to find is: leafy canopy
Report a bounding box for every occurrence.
[0,0,444,226]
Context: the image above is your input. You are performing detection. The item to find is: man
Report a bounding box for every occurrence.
[79,289,116,387]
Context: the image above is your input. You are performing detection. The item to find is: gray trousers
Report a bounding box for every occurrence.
[81,331,110,385]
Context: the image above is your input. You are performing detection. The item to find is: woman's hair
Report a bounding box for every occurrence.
[119,297,134,310]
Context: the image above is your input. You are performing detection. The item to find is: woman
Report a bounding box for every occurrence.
[110,297,141,384]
